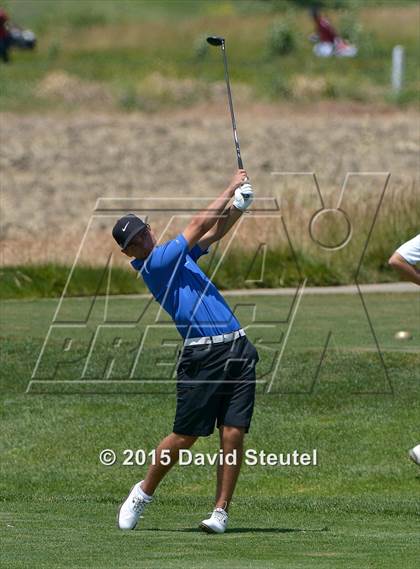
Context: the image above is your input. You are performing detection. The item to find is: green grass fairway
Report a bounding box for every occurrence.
[1,292,419,568]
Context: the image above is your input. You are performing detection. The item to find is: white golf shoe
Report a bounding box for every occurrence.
[199,507,228,534]
[117,481,152,530]
[409,444,420,465]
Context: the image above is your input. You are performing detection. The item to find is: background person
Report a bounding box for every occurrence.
[112,170,259,533]
[310,6,357,58]
[389,234,420,286]
[0,7,11,63]
[389,234,420,465]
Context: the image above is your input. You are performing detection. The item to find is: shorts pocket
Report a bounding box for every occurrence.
[177,347,208,383]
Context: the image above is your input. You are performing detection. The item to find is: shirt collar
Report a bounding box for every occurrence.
[131,258,144,271]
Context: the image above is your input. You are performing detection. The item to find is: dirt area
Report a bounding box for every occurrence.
[1,102,419,265]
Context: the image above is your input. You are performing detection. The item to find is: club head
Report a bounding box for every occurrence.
[206,36,225,47]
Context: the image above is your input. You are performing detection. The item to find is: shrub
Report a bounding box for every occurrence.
[268,19,298,56]
[339,11,364,44]
[118,87,151,112]
[68,10,107,29]
[268,75,291,99]
[193,35,209,61]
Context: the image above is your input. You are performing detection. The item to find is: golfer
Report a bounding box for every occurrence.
[389,234,420,286]
[112,170,258,533]
[389,233,420,465]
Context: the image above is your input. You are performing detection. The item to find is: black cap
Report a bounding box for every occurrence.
[112,214,147,249]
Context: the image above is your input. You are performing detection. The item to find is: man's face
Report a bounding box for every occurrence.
[122,225,156,259]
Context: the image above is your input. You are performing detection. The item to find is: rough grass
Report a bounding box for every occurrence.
[0,175,417,298]
[1,106,418,272]
[1,1,419,111]
[0,244,412,299]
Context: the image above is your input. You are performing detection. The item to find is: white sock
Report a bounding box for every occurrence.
[137,481,153,502]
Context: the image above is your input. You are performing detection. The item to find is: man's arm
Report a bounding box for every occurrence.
[388,252,420,285]
[196,205,243,251]
[183,169,247,250]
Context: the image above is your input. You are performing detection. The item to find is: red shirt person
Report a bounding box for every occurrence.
[0,7,11,62]
[310,7,357,58]
[313,11,337,43]
[0,8,9,39]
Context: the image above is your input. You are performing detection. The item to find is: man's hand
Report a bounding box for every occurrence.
[233,183,254,211]
[228,169,248,192]
[230,169,254,211]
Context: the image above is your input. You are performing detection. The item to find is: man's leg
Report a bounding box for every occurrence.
[118,431,198,529]
[0,40,7,63]
[141,432,198,495]
[215,425,245,511]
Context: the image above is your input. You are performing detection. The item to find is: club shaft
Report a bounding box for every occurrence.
[221,43,243,169]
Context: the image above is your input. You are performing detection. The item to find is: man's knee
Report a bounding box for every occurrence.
[172,432,198,448]
[220,425,246,444]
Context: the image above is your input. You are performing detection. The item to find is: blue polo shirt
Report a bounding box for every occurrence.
[131,233,241,339]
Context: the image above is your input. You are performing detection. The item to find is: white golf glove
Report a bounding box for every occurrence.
[233,183,254,211]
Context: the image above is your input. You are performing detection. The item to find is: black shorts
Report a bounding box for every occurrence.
[173,335,259,437]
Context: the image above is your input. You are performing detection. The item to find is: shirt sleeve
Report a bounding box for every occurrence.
[396,234,420,265]
[188,243,211,262]
[148,233,189,276]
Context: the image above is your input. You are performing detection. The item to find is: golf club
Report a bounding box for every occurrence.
[207,36,244,170]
